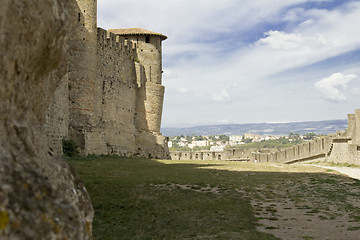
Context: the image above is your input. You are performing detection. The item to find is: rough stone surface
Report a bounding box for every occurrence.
[171,109,360,165]
[44,0,170,159]
[0,0,93,239]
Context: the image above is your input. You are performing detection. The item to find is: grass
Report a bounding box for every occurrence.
[308,161,360,168]
[68,155,360,239]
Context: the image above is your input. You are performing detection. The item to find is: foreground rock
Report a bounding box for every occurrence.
[0,0,93,239]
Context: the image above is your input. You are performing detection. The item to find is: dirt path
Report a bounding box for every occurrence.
[312,165,360,180]
[255,163,360,239]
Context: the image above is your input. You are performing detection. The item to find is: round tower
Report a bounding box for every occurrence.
[109,28,167,133]
[68,0,98,150]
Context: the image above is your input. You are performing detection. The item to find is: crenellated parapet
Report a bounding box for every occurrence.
[170,111,360,165]
[44,0,170,159]
[97,28,137,57]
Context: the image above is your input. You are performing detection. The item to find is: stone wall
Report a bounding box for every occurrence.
[171,111,360,165]
[44,68,69,155]
[170,134,338,163]
[0,0,93,238]
[96,28,138,156]
[326,109,360,165]
[44,0,170,159]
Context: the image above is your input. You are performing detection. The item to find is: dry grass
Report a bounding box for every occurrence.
[69,156,360,240]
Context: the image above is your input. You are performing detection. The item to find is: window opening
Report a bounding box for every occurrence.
[145,35,150,43]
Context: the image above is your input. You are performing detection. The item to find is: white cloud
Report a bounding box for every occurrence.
[163,69,178,79]
[283,7,306,22]
[256,30,327,50]
[98,0,319,53]
[98,0,360,127]
[299,18,314,27]
[177,88,188,94]
[314,73,357,102]
[212,89,232,104]
[217,119,230,124]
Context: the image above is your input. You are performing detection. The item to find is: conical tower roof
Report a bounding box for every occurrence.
[109,28,167,41]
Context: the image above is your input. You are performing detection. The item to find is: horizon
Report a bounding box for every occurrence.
[98,0,360,128]
[161,117,347,129]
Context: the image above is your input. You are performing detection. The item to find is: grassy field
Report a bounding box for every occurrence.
[69,156,360,240]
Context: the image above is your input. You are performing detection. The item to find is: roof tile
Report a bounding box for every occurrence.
[108,28,167,40]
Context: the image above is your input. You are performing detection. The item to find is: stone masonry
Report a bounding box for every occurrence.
[44,0,170,159]
[171,109,360,165]
[0,0,93,239]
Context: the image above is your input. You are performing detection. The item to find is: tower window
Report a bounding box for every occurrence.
[145,36,150,43]
[78,13,81,22]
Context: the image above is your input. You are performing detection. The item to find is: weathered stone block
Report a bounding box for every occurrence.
[0,0,93,239]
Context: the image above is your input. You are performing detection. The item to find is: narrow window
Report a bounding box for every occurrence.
[149,66,152,82]
[145,35,150,43]
[78,13,81,22]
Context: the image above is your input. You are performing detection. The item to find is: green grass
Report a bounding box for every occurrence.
[68,155,360,239]
[69,156,280,239]
[309,161,360,168]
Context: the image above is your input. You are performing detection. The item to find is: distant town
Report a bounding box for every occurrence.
[168,132,321,152]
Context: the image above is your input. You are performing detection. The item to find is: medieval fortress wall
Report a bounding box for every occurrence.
[171,109,360,165]
[44,0,170,159]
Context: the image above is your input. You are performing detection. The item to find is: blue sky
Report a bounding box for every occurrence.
[98,0,360,128]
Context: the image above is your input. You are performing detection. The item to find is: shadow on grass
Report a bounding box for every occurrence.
[68,155,360,240]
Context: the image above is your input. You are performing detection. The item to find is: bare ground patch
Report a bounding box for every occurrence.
[158,160,360,239]
[249,176,360,240]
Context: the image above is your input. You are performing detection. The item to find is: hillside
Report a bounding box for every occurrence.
[161,119,348,137]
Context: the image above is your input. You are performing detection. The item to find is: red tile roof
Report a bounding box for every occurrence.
[109,28,167,40]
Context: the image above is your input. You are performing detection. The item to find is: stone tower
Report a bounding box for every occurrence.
[68,0,98,151]
[109,28,167,134]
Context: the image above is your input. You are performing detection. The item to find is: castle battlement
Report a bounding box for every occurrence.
[44,0,170,159]
[97,27,136,56]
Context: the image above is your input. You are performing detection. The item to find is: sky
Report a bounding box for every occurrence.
[98,0,360,128]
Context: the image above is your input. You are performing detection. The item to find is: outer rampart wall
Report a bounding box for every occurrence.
[170,124,360,165]
[95,28,138,156]
[44,0,169,160]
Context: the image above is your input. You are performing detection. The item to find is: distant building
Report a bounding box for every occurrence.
[191,140,209,147]
[229,135,243,146]
[229,135,243,142]
[168,141,173,148]
[244,133,261,140]
[210,145,225,151]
